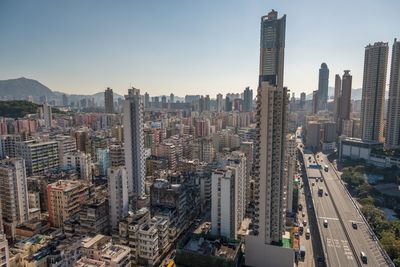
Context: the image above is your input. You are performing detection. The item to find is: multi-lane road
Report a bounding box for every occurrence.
[317,152,391,267]
[298,148,392,266]
[302,152,357,267]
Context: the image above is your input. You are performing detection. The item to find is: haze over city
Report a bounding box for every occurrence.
[1,0,399,96]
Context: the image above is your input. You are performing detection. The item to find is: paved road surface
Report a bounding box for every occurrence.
[303,153,358,267]
[318,152,390,267]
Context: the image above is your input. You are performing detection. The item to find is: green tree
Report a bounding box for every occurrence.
[380,231,400,260]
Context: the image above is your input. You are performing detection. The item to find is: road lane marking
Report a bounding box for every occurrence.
[318,216,339,221]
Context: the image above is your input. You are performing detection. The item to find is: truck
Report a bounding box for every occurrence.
[318,187,323,196]
[300,245,306,259]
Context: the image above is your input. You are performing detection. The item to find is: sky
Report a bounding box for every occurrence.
[0,0,399,97]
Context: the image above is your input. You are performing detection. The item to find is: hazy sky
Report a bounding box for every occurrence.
[0,0,399,97]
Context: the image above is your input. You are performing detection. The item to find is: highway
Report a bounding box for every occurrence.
[317,152,391,267]
[303,152,357,267]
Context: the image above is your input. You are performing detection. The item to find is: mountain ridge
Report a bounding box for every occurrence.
[0,77,123,105]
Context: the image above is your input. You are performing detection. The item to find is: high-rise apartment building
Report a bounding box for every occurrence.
[286,135,296,213]
[300,92,306,109]
[47,180,88,227]
[334,74,342,129]
[15,140,59,176]
[317,63,329,110]
[243,87,253,112]
[211,151,247,239]
[0,158,29,238]
[385,39,400,149]
[123,88,145,207]
[339,70,352,132]
[312,90,318,114]
[108,167,129,231]
[0,234,9,267]
[258,10,285,88]
[144,92,150,109]
[360,42,389,142]
[246,10,292,267]
[216,93,223,112]
[104,87,114,113]
[63,151,93,181]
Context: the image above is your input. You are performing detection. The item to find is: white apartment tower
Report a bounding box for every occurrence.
[211,151,246,239]
[0,158,29,238]
[108,166,129,231]
[123,88,146,207]
[360,42,389,142]
[385,39,400,149]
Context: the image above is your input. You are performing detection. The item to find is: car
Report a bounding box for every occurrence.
[302,213,305,217]
[312,182,315,186]
[360,251,368,264]
[323,219,328,227]
[352,222,358,229]
[303,220,307,226]
[325,192,328,196]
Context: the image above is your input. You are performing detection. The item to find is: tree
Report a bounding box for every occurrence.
[380,231,400,260]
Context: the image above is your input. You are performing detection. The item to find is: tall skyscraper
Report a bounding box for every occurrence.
[258,9,285,88]
[0,158,29,238]
[243,87,253,112]
[385,39,400,149]
[169,93,174,103]
[144,92,150,109]
[105,87,114,113]
[334,74,342,129]
[247,10,292,267]
[361,42,389,142]
[317,63,329,110]
[300,92,306,109]
[123,88,145,207]
[339,70,352,134]
[312,90,318,114]
[216,93,223,112]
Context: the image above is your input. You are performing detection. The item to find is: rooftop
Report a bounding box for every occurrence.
[183,235,240,260]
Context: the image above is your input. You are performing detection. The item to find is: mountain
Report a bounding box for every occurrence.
[0,77,54,100]
[0,77,123,105]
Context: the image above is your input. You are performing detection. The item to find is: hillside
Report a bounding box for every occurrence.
[0,77,54,100]
[0,77,123,105]
[0,100,63,118]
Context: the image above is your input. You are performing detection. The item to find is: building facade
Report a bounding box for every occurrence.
[108,167,129,231]
[104,87,114,113]
[123,88,146,206]
[385,39,400,149]
[360,42,389,142]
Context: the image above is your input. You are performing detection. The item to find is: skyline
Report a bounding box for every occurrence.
[1,0,399,96]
